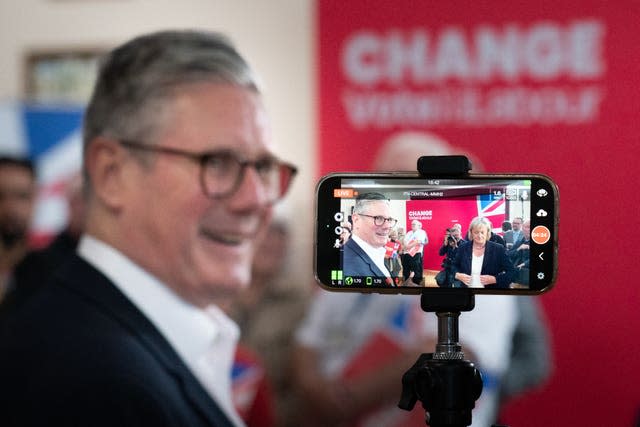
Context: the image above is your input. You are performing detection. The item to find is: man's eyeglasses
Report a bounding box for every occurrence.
[358,214,398,227]
[119,140,297,202]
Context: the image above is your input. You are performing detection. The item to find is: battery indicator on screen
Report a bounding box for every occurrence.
[331,270,343,280]
[523,180,532,186]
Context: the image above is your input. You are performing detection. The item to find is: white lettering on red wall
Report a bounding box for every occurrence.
[409,210,433,220]
[341,20,605,128]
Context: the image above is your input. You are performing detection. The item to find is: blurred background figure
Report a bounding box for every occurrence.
[402,219,428,285]
[374,131,484,171]
[503,217,523,250]
[228,219,309,427]
[384,228,402,280]
[501,220,512,237]
[508,219,532,287]
[437,223,463,287]
[2,173,85,313]
[0,156,36,300]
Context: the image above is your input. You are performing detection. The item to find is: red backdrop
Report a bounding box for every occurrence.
[317,1,640,425]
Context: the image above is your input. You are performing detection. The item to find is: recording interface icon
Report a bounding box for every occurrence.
[531,226,551,244]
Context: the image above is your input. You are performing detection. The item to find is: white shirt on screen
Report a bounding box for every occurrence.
[351,234,391,277]
[470,253,484,288]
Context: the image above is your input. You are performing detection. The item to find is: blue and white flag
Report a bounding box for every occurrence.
[0,101,84,246]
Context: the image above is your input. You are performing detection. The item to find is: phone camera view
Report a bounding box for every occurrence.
[315,174,558,295]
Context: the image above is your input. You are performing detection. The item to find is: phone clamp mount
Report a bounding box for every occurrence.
[397,156,484,427]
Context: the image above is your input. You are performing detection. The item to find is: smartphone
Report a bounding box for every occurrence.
[315,173,558,295]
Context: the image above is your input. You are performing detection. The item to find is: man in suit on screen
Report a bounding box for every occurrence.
[343,193,397,282]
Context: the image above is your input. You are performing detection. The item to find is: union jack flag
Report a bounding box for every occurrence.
[476,193,506,233]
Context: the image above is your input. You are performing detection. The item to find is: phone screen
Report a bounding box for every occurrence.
[315,173,558,294]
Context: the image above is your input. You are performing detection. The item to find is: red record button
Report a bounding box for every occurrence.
[531,226,551,244]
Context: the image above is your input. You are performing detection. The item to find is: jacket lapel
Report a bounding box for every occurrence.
[350,239,385,276]
[56,255,236,427]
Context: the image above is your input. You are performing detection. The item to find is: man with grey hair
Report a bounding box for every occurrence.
[343,192,395,280]
[504,216,524,249]
[0,30,296,426]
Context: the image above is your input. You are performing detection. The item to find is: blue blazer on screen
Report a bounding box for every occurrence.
[0,254,234,427]
[452,240,515,289]
[342,237,387,278]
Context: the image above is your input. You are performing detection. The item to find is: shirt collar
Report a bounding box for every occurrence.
[77,234,239,366]
[351,234,390,276]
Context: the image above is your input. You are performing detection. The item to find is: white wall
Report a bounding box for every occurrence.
[0,0,316,290]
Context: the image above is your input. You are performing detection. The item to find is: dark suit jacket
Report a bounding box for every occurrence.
[342,237,386,278]
[452,240,515,289]
[503,230,522,245]
[0,254,235,427]
[0,230,78,318]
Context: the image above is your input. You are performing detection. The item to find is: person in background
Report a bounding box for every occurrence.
[231,344,276,427]
[436,224,462,287]
[508,219,531,287]
[504,217,523,249]
[336,221,351,247]
[0,29,296,427]
[384,228,402,281]
[0,156,36,300]
[490,228,507,247]
[402,219,428,285]
[501,220,512,237]
[228,220,308,427]
[2,173,86,315]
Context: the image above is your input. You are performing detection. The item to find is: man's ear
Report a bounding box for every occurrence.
[84,137,130,211]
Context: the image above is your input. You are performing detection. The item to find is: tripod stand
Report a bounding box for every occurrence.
[398,290,483,427]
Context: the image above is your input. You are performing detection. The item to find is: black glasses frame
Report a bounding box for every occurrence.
[119,140,297,201]
[357,213,398,227]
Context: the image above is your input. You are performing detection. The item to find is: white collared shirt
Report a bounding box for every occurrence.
[351,234,391,277]
[404,228,428,254]
[470,253,484,288]
[77,235,244,426]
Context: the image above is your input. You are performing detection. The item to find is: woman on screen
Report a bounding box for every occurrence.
[452,217,516,289]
